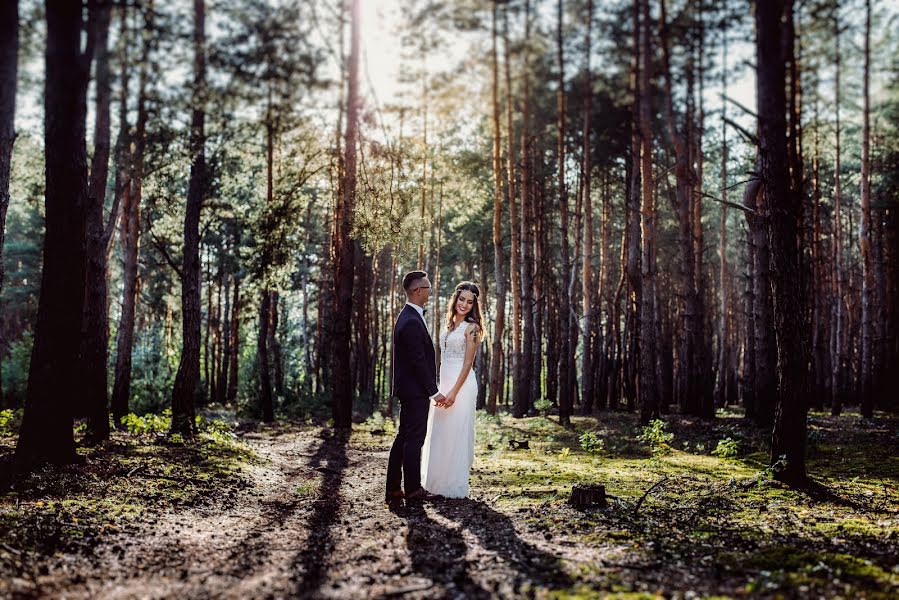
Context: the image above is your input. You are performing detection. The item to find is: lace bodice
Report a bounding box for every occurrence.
[439,322,470,364]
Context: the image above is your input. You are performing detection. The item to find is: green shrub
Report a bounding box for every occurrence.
[195,414,238,443]
[637,419,674,457]
[579,431,605,453]
[0,409,18,436]
[711,436,741,458]
[0,333,33,408]
[534,397,553,412]
[120,409,172,435]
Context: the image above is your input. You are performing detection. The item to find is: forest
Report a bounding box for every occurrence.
[0,0,897,597]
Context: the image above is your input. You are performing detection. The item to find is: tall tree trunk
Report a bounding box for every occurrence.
[637,0,658,424]
[660,0,699,417]
[227,273,240,404]
[693,5,710,418]
[204,248,213,402]
[331,0,359,428]
[514,0,534,419]
[80,0,114,443]
[745,161,776,427]
[270,291,284,398]
[258,291,273,421]
[758,0,809,486]
[171,0,207,438]
[830,6,845,416]
[556,0,573,425]
[488,0,505,416]
[111,1,149,425]
[623,0,643,415]
[742,222,757,417]
[503,5,521,418]
[0,0,18,409]
[218,266,231,406]
[16,1,90,465]
[579,0,595,420]
[859,0,874,418]
[715,17,729,409]
[534,177,547,413]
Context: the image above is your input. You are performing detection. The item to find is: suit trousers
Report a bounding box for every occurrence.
[386,394,429,494]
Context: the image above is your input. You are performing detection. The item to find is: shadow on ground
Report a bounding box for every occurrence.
[292,428,349,596]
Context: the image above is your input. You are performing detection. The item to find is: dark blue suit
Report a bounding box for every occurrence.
[386,304,438,495]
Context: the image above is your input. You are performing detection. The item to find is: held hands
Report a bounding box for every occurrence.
[441,391,457,409]
[432,391,456,408]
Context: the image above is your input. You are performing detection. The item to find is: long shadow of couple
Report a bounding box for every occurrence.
[398,498,571,597]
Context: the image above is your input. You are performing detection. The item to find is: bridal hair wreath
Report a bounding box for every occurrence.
[445,281,486,342]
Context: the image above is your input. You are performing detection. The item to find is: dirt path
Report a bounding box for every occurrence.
[26,426,576,599]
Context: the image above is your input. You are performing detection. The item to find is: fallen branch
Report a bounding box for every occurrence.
[382,582,434,597]
[633,476,670,516]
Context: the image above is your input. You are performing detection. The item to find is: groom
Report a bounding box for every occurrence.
[385,271,445,504]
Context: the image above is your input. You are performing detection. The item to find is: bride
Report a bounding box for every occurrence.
[421,281,484,499]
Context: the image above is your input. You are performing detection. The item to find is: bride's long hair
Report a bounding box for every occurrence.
[444,281,485,342]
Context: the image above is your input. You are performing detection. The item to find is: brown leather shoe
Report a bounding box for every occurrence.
[384,489,404,504]
[405,488,443,502]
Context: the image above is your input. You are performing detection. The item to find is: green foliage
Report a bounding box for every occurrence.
[0,409,18,436]
[195,415,239,445]
[757,454,789,487]
[120,410,172,435]
[534,397,553,413]
[361,412,397,437]
[579,431,605,454]
[119,410,237,445]
[711,436,741,459]
[128,328,176,416]
[637,419,674,457]
[0,333,33,408]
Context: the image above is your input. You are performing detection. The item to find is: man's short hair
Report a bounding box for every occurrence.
[403,270,428,292]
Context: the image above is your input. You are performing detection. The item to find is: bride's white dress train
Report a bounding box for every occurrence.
[421,324,477,498]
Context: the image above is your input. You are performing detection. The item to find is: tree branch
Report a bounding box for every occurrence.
[724,117,758,146]
[150,233,183,280]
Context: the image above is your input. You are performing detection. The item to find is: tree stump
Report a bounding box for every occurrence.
[569,484,607,509]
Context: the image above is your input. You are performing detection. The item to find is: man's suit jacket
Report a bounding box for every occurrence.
[392,304,438,400]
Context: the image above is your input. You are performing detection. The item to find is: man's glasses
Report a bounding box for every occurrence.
[412,285,431,291]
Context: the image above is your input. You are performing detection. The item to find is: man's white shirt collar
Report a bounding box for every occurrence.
[405,302,429,332]
[405,302,425,318]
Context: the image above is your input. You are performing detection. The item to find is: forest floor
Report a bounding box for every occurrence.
[0,408,897,599]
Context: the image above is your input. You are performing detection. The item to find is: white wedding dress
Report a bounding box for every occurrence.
[421,323,477,498]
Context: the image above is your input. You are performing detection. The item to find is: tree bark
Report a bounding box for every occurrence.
[556,0,573,426]
[81,0,115,442]
[488,0,505,416]
[758,0,809,486]
[579,0,595,420]
[110,0,148,425]
[227,272,240,404]
[637,0,658,424]
[16,0,90,466]
[171,0,207,438]
[331,0,359,428]
[830,6,845,416]
[660,0,699,417]
[746,163,776,427]
[514,0,534,419]
[859,0,874,418]
[258,290,273,421]
[503,4,522,419]
[714,17,730,410]
[623,0,642,415]
[218,265,231,406]
[0,0,18,409]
